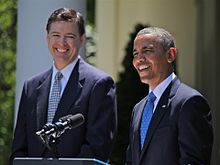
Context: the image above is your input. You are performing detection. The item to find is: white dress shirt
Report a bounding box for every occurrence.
[150,72,176,113]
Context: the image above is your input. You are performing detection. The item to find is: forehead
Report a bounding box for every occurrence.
[49,21,77,32]
[134,33,160,49]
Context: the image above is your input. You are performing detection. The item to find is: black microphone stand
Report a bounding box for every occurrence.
[47,131,61,158]
[36,123,61,158]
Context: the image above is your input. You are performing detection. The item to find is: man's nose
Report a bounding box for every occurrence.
[135,53,146,61]
[58,36,67,45]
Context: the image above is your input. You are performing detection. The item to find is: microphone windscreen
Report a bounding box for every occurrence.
[68,113,85,129]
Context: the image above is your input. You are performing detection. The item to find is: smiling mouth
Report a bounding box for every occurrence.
[138,65,150,71]
[56,48,68,53]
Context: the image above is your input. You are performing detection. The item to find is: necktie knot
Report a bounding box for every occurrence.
[55,71,63,80]
[148,92,156,102]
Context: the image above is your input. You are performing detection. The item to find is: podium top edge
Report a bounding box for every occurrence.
[13,157,109,165]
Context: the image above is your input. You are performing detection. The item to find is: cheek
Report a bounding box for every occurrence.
[70,40,80,49]
[154,59,168,71]
[132,59,137,69]
[48,39,55,47]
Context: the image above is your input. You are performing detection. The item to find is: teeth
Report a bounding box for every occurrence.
[138,65,149,71]
[57,48,67,53]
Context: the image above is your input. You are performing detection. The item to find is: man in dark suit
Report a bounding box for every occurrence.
[11,8,117,163]
[126,27,213,165]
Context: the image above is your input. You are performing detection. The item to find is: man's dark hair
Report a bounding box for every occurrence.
[137,26,176,52]
[46,8,85,36]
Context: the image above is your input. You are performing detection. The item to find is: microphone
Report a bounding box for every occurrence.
[36,113,85,138]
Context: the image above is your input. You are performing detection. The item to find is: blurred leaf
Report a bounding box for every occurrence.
[0,0,17,164]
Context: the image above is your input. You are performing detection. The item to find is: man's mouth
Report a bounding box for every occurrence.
[56,48,68,53]
[138,65,150,71]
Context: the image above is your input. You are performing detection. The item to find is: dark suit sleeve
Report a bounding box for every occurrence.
[10,82,28,162]
[178,96,213,165]
[78,76,117,161]
[126,110,135,165]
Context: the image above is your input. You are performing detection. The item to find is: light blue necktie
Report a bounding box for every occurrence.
[47,71,63,123]
[140,92,156,149]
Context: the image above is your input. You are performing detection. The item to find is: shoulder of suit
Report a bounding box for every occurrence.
[25,68,52,83]
[79,59,112,80]
[133,96,147,110]
[175,82,204,101]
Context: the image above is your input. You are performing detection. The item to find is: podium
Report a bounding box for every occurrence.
[13,157,109,165]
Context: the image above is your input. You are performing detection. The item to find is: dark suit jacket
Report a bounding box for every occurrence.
[126,77,213,165]
[11,58,117,162]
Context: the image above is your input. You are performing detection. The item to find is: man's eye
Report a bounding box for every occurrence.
[143,50,151,54]
[66,35,74,38]
[133,52,138,57]
[51,34,60,38]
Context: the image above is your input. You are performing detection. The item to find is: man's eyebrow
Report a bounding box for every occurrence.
[49,32,77,37]
[65,33,76,36]
[133,48,137,53]
[143,44,154,49]
[50,31,59,34]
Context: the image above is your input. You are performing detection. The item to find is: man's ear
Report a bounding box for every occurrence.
[46,32,50,43]
[80,34,86,46]
[167,47,177,63]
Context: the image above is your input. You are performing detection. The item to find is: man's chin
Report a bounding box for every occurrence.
[140,77,149,84]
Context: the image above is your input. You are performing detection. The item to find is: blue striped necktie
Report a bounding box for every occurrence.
[47,71,63,123]
[140,92,156,149]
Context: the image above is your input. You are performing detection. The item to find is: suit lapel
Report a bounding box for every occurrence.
[139,77,181,162]
[133,98,147,159]
[36,69,52,131]
[53,59,84,122]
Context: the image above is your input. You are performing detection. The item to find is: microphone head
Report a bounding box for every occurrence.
[57,113,85,129]
[67,113,85,129]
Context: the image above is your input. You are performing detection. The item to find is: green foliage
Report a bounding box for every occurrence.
[85,0,96,64]
[86,0,95,26]
[0,0,17,164]
[110,24,150,165]
[85,24,97,65]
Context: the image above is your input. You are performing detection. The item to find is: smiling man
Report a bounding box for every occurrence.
[126,27,213,165]
[10,8,117,163]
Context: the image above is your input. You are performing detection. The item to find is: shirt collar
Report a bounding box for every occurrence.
[150,72,176,99]
[52,55,79,81]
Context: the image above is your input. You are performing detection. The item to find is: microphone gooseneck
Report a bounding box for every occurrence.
[36,113,85,152]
